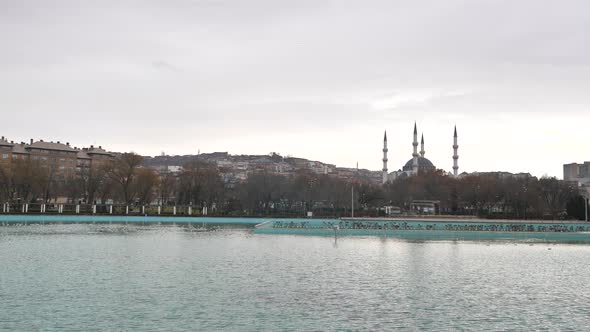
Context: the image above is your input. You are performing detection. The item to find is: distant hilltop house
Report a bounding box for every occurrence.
[467,171,534,180]
[142,151,383,186]
[381,122,459,184]
[151,165,183,174]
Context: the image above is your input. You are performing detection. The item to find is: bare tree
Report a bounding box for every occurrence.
[76,163,110,204]
[157,172,177,206]
[29,159,54,202]
[177,161,224,209]
[539,177,575,219]
[134,168,160,205]
[105,153,144,204]
[0,162,13,202]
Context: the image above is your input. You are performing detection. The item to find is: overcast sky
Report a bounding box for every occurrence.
[1,0,589,178]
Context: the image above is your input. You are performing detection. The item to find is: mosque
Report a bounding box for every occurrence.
[381,122,459,184]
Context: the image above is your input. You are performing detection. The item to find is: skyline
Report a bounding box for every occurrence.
[2,0,590,177]
[1,123,578,179]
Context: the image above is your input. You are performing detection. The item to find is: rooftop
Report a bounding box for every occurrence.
[28,140,77,153]
[0,136,14,147]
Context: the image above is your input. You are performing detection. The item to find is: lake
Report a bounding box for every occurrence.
[1,224,589,331]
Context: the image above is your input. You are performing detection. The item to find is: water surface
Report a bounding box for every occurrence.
[1,224,589,331]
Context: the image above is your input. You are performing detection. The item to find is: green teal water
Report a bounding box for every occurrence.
[1,224,589,331]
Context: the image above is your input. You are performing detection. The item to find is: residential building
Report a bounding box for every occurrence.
[564,162,590,197]
[0,137,113,179]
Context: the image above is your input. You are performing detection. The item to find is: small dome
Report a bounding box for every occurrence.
[403,157,435,171]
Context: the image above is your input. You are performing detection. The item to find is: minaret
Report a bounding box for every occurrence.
[382,131,388,184]
[453,125,459,176]
[420,133,425,158]
[412,122,419,175]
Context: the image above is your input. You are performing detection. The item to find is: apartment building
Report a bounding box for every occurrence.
[0,136,113,178]
[564,161,590,197]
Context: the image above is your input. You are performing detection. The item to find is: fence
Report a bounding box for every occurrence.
[0,203,211,216]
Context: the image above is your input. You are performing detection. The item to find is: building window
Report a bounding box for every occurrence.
[1,154,7,159]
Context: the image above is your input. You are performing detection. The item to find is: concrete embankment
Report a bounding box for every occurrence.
[0,215,262,226]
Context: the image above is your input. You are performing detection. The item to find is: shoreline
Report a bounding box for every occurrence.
[341,217,588,224]
[0,214,586,225]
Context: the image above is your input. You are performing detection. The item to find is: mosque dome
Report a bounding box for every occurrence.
[381,122,454,184]
[402,157,436,172]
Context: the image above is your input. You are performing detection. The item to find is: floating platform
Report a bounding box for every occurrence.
[253,218,590,242]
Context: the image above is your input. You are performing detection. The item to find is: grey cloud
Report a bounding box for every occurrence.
[0,0,589,176]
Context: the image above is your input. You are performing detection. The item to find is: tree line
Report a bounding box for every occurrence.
[0,153,586,219]
[382,171,585,220]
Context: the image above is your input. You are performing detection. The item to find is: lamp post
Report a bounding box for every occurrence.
[585,196,588,222]
[351,185,354,219]
[582,186,589,222]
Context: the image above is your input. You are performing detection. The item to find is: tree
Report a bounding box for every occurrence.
[134,168,160,205]
[105,153,144,204]
[566,195,587,220]
[76,163,110,204]
[157,172,177,206]
[539,177,575,219]
[177,161,224,209]
[238,172,285,215]
[357,182,386,209]
[29,159,53,202]
[0,162,14,202]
